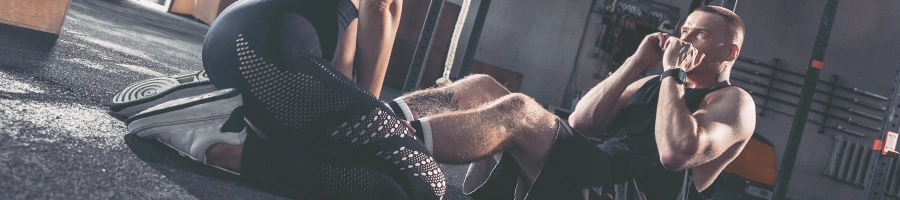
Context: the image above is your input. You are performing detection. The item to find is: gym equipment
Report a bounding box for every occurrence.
[736,59,900,200]
[729,59,889,137]
[735,57,889,110]
[774,0,840,199]
[713,134,777,199]
[170,0,196,15]
[721,0,738,11]
[689,0,714,12]
[404,0,681,91]
[437,0,472,87]
[193,0,238,25]
[733,67,886,111]
[738,85,868,137]
[401,0,443,92]
[403,0,494,92]
[454,0,492,82]
[690,0,738,12]
[863,62,900,200]
[723,135,778,186]
[0,0,71,34]
[731,74,881,120]
[589,0,681,79]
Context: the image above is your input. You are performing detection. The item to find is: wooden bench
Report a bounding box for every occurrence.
[193,0,237,25]
[0,0,72,34]
[170,0,196,15]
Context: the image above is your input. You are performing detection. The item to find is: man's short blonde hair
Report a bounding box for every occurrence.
[694,6,745,45]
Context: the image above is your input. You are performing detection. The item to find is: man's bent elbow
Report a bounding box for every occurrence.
[567,115,594,133]
[659,151,693,171]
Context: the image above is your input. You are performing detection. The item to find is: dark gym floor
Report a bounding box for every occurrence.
[0,0,470,199]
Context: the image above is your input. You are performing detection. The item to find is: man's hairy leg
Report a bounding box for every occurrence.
[426,93,558,183]
[396,74,510,119]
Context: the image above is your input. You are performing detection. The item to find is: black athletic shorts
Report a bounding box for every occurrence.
[466,118,632,199]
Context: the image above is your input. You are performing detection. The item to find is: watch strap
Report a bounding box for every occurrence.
[660,68,686,84]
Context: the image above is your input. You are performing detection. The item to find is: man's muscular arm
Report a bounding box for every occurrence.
[569,33,670,134]
[654,38,755,173]
[568,59,645,134]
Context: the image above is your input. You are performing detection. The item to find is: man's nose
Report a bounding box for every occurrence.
[680,35,695,43]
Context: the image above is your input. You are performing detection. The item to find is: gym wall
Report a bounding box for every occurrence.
[736,1,900,199]
[559,0,900,199]
[462,0,595,107]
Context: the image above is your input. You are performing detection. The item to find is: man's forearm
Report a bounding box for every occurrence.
[356,0,402,98]
[655,77,703,170]
[569,57,647,133]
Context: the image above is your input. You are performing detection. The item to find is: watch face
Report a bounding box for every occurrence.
[662,69,687,84]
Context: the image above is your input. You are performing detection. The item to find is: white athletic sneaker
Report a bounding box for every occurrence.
[110,69,219,118]
[127,88,245,175]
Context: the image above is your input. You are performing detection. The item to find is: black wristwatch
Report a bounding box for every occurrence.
[660,68,687,84]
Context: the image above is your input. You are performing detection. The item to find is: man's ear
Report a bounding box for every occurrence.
[727,44,741,61]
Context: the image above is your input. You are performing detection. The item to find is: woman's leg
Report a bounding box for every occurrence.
[201,0,443,199]
[332,0,360,80]
[332,19,358,79]
[355,0,403,98]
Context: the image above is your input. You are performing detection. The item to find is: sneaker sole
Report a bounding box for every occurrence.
[110,70,218,117]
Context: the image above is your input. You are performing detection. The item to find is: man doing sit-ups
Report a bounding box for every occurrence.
[377,5,755,199]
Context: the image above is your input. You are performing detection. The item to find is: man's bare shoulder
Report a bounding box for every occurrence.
[697,85,756,134]
[703,85,755,107]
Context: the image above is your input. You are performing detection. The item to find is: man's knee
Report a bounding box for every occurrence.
[493,94,558,147]
[497,93,539,109]
[458,74,496,86]
[460,74,495,83]
[459,74,509,95]
[495,94,556,126]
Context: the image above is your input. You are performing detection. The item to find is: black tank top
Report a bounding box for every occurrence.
[596,76,734,199]
[305,0,357,61]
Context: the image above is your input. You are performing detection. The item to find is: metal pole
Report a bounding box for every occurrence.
[402,0,446,93]
[455,0,492,79]
[721,0,738,11]
[862,63,900,200]
[689,0,703,12]
[758,58,780,116]
[773,0,840,199]
[819,75,840,133]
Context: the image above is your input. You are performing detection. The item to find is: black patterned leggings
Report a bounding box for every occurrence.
[201,0,445,199]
